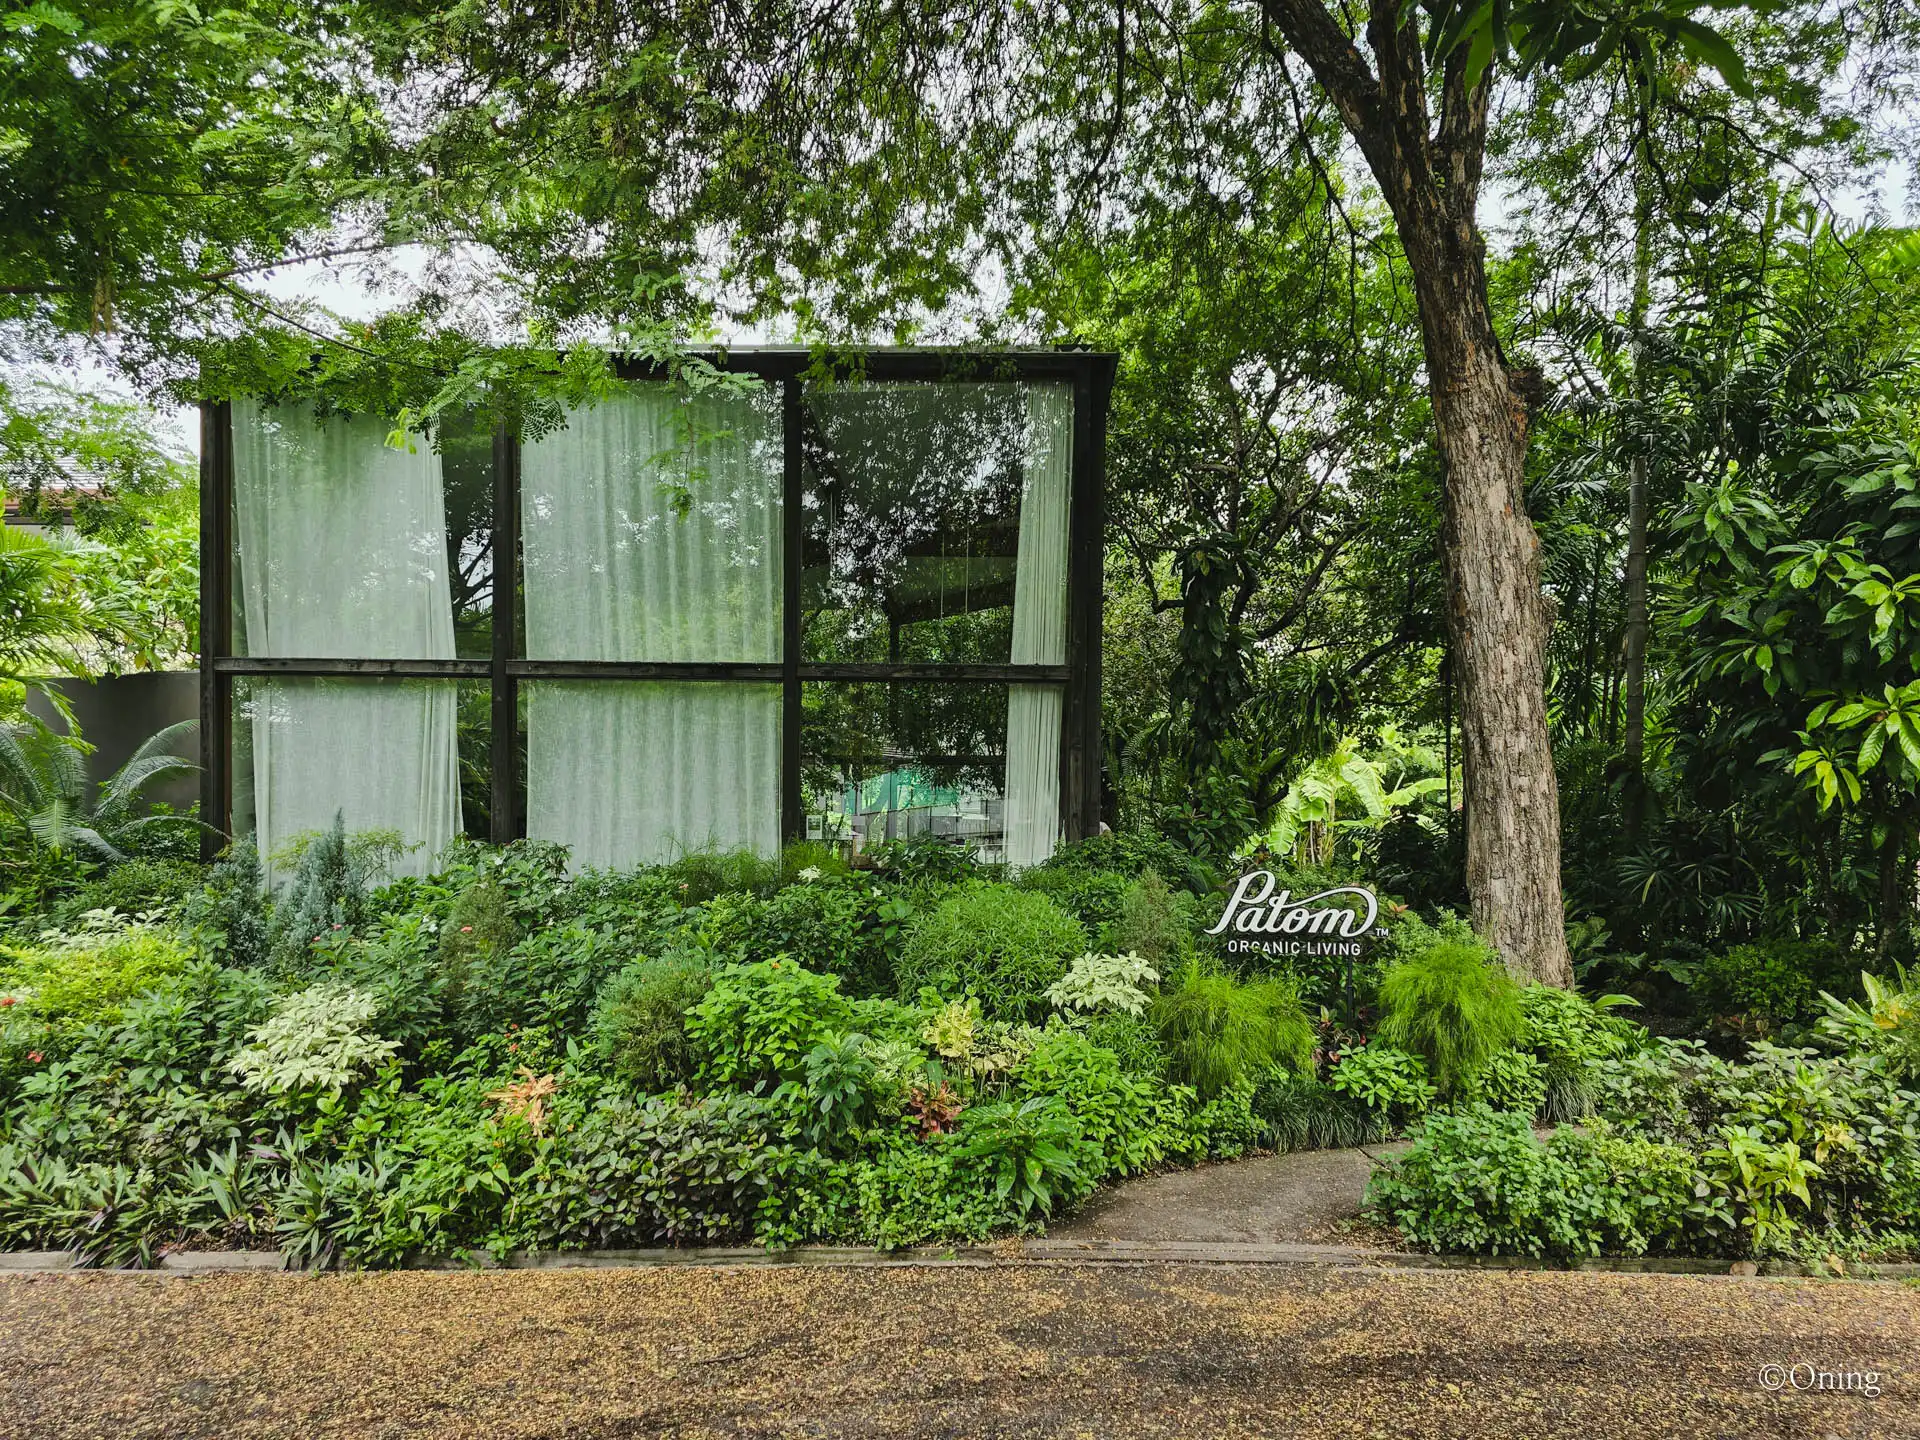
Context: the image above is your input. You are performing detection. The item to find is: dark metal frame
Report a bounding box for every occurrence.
[200,347,1116,859]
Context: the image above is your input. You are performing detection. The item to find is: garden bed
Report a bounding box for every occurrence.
[2,826,1917,1273]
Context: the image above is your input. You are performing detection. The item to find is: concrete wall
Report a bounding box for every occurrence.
[23,671,200,813]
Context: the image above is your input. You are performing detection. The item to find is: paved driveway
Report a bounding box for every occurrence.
[4,1264,1913,1438]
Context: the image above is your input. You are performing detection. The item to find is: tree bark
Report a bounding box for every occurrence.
[1621,147,1654,783]
[1416,265,1571,985]
[1258,0,1571,983]
[1623,454,1649,769]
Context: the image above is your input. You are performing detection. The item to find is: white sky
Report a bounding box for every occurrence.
[20,150,1916,463]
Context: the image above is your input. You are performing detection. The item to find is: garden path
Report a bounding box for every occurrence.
[1051,1142,1410,1244]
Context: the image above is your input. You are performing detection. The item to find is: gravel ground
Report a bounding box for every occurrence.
[3,1264,1916,1439]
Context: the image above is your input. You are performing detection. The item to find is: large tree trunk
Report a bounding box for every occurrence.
[1261,0,1571,983]
[1409,253,1572,985]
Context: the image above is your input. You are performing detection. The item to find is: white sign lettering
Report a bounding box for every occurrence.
[1205,872,1381,952]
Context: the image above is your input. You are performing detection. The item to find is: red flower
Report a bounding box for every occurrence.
[0,996,14,1007]
[460,926,473,933]
[27,1051,42,1064]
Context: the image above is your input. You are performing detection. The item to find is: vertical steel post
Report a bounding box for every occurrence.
[490,424,521,843]
[781,379,804,843]
[198,399,233,858]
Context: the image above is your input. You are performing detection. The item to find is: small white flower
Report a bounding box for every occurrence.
[797,866,823,883]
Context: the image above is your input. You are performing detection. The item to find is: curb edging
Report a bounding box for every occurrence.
[5,1241,1917,1282]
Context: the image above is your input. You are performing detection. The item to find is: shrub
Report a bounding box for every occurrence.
[1816,967,1920,1081]
[687,958,853,1093]
[0,915,190,1030]
[1082,1012,1170,1078]
[783,1031,880,1149]
[305,913,447,1051]
[227,983,400,1095]
[530,1091,797,1249]
[896,883,1086,1020]
[1623,1040,1920,1248]
[59,858,206,922]
[182,841,272,968]
[1015,1026,1193,1182]
[1383,908,1481,961]
[591,952,714,1091]
[1189,1077,1262,1159]
[1150,961,1314,1100]
[1042,830,1217,895]
[456,920,624,1038]
[543,853,678,934]
[700,881,894,996]
[863,1034,935,1118]
[833,1137,1005,1247]
[1108,870,1191,968]
[863,834,980,885]
[1515,984,1636,1119]
[780,840,852,886]
[922,997,978,1066]
[1699,1124,1821,1253]
[953,1095,1090,1219]
[1367,1106,1698,1258]
[1462,1048,1550,1117]
[1328,1044,1436,1125]
[1697,938,1847,1026]
[1015,866,1132,936]
[269,816,407,968]
[1046,951,1159,1017]
[93,959,278,1089]
[1374,939,1521,1097]
[438,874,516,1007]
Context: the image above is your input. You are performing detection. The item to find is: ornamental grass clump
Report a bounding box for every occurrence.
[1374,938,1521,1097]
[896,882,1086,1020]
[1150,960,1314,1100]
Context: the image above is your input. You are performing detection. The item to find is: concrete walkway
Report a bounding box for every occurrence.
[1053,1143,1408,1244]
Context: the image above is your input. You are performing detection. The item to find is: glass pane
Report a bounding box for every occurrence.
[439,414,495,659]
[229,399,466,659]
[523,680,781,870]
[803,680,1031,861]
[801,382,1072,666]
[519,384,784,662]
[232,677,474,884]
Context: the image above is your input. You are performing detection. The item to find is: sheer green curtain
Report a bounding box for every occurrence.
[230,399,462,882]
[1004,383,1072,867]
[520,386,783,869]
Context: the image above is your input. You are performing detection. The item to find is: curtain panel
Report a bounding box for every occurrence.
[1004,383,1072,868]
[519,387,784,870]
[230,399,462,882]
